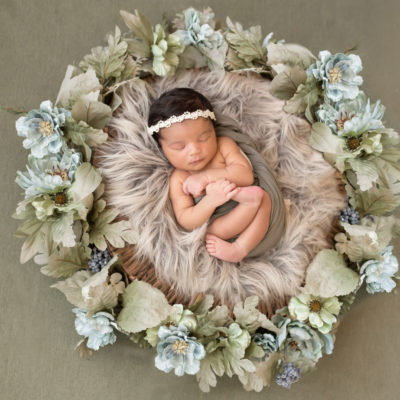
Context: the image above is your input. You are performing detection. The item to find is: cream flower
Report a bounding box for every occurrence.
[288,294,341,334]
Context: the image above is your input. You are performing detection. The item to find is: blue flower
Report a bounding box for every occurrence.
[15,148,82,199]
[274,362,302,389]
[155,324,206,376]
[360,245,399,294]
[316,91,385,136]
[252,331,279,359]
[175,7,227,69]
[72,308,117,350]
[307,50,363,102]
[15,100,71,158]
[272,313,335,363]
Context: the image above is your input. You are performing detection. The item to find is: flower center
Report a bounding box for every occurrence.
[171,339,189,355]
[336,112,354,131]
[39,121,54,137]
[346,136,361,151]
[50,165,69,181]
[288,339,300,351]
[328,66,342,84]
[53,192,68,205]
[309,300,322,312]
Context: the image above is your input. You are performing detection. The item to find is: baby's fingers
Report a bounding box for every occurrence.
[223,182,237,193]
[226,187,240,199]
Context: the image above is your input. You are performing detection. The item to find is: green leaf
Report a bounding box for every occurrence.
[117,280,172,333]
[284,74,320,114]
[70,163,102,204]
[124,38,151,58]
[303,249,360,297]
[195,304,231,336]
[120,9,154,45]
[233,296,280,334]
[267,42,316,69]
[308,122,343,156]
[50,212,76,247]
[225,17,266,64]
[269,66,307,100]
[55,65,102,109]
[189,294,214,315]
[36,244,91,278]
[346,158,379,191]
[65,118,108,162]
[79,26,128,82]
[71,93,112,130]
[196,351,225,392]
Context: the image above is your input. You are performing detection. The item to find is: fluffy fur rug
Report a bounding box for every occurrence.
[95,69,346,313]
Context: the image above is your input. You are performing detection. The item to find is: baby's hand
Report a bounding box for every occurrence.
[183,173,209,197]
[205,179,240,207]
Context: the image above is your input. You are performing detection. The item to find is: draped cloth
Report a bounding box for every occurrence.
[197,112,287,258]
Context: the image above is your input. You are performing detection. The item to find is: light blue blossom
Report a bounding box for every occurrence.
[272,313,335,363]
[307,50,363,102]
[15,148,82,199]
[252,331,279,359]
[15,100,71,158]
[72,308,117,350]
[360,245,399,294]
[155,324,206,376]
[274,362,302,389]
[316,91,385,136]
[175,7,227,69]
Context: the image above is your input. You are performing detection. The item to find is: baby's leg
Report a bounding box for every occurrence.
[206,191,271,263]
[206,186,264,240]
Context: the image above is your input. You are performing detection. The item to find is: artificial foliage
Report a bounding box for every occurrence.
[11,6,400,392]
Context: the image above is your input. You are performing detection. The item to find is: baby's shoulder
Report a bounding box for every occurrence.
[217,136,240,155]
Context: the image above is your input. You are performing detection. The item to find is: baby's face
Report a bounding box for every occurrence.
[159,117,218,173]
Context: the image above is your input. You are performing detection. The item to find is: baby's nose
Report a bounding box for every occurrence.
[187,142,200,154]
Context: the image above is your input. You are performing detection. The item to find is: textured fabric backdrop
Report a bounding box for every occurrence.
[1,1,399,399]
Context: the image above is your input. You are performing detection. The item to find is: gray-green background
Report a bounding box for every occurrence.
[1,1,399,399]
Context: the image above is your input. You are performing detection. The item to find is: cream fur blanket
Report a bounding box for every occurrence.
[95,70,346,312]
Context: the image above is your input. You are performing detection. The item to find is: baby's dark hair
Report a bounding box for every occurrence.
[148,88,215,143]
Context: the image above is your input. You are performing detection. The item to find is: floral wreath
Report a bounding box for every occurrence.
[9,6,400,392]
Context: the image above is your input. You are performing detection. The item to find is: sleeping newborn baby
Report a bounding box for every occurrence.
[147,88,272,263]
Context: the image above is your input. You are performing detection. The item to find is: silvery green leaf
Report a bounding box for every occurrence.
[308,122,343,155]
[70,163,102,203]
[117,280,172,333]
[240,352,280,391]
[120,9,154,45]
[51,211,75,247]
[225,17,266,63]
[346,158,379,191]
[303,249,360,297]
[16,217,47,263]
[124,38,151,58]
[37,244,91,278]
[233,296,280,334]
[196,351,225,392]
[189,294,214,315]
[195,304,231,336]
[284,74,320,114]
[55,66,102,109]
[225,47,252,69]
[71,93,112,130]
[267,42,316,69]
[79,26,128,81]
[349,184,398,215]
[269,66,307,100]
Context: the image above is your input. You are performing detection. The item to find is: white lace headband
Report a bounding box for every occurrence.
[147,109,216,135]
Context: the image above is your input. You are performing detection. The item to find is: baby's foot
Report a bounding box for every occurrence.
[205,234,248,263]
[232,186,264,206]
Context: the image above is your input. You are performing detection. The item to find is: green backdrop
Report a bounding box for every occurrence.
[1,1,399,399]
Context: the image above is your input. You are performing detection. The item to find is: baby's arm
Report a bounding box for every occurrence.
[183,137,253,196]
[169,170,239,231]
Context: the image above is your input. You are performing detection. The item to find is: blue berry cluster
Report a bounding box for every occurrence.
[339,205,359,224]
[88,246,112,273]
[274,362,302,389]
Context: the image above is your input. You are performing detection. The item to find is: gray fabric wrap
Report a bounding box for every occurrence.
[199,113,287,258]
